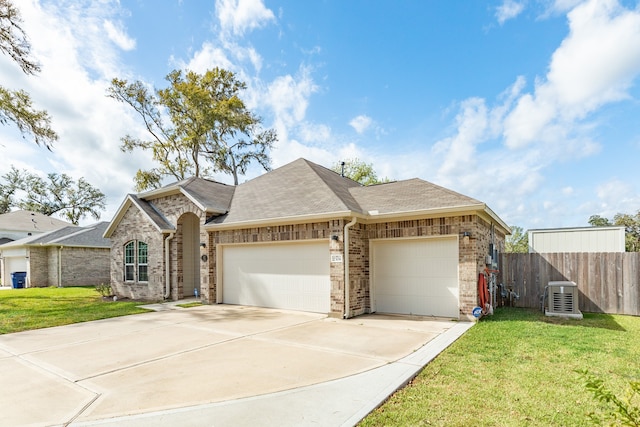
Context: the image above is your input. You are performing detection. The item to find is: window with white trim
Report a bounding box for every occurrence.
[124,240,148,282]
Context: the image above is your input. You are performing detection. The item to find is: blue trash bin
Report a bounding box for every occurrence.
[11,272,26,289]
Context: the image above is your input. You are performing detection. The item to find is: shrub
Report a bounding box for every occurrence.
[577,369,640,426]
[94,283,113,297]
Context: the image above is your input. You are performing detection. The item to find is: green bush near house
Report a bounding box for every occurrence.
[0,286,150,334]
[360,307,640,427]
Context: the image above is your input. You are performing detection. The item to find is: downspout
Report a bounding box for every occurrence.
[164,232,175,299]
[343,217,357,319]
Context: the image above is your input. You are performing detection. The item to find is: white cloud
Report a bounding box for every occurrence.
[349,115,373,134]
[180,42,236,73]
[216,0,276,37]
[0,1,151,224]
[103,20,136,51]
[435,98,488,179]
[297,122,332,144]
[264,66,318,129]
[504,0,640,149]
[496,0,526,25]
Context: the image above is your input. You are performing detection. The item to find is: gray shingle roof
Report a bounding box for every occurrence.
[142,176,234,214]
[0,210,72,233]
[350,178,483,215]
[128,195,175,232]
[210,158,362,224]
[1,222,110,248]
[210,158,489,227]
[180,177,235,213]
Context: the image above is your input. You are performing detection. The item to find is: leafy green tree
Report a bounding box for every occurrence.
[107,68,276,190]
[505,226,528,253]
[588,215,612,227]
[0,165,22,213]
[331,158,389,185]
[588,212,640,252]
[0,0,57,149]
[0,167,105,224]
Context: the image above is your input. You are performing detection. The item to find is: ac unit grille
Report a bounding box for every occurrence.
[551,292,574,313]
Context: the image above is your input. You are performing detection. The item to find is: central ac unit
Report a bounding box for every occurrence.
[545,281,583,319]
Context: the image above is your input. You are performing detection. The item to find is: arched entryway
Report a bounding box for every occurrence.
[178,213,200,298]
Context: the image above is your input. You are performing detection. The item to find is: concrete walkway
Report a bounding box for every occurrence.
[0,303,473,427]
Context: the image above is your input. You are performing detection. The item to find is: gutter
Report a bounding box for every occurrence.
[343,217,357,318]
[164,232,175,299]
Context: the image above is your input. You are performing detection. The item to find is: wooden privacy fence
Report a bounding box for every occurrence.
[501,252,640,316]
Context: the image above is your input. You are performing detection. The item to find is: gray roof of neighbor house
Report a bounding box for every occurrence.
[0,222,110,248]
[207,158,507,231]
[0,210,73,233]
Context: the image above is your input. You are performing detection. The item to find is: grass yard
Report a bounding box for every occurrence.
[360,307,640,427]
[0,286,150,334]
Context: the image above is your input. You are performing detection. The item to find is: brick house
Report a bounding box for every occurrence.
[104,158,509,320]
[0,222,110,288]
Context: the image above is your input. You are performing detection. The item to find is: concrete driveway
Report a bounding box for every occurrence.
[0,303,472,427]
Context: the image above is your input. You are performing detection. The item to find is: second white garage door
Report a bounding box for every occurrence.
[372,236,459,318]
[221,241,330,313]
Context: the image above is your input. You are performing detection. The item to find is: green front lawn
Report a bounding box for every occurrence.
[0,286,150,334]
[361,307,640,427]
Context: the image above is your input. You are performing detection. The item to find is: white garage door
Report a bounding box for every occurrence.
[3,256,28,287]
[221,241,330,313]
[372,237,459,318]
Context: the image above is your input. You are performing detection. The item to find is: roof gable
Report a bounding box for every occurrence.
[103,195,175,238]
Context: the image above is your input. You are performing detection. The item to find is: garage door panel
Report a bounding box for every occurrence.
[373,237,459,318]
[222,242,330,313]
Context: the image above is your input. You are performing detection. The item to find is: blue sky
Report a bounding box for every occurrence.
[2,0,640,231]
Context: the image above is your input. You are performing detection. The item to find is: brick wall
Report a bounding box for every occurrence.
[27,247,48,287]
[109,204,165,300]
[60,247,110,287]
[207,214,505,320]
[346,222,368,317]
[109,194,505,318]
[109,194,211,301]
[26,246,110,288]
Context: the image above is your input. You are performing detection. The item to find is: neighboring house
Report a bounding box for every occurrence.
[0,222,111,288]
[105,158,510,320]
[528,226,626,253]
[0,210,72,242]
